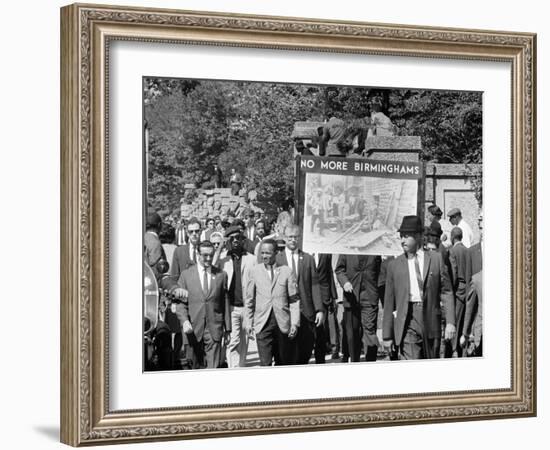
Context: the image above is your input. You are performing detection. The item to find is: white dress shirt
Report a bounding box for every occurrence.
[458,219,474,248]
[407,249,424,303]
[285,248,299,278]
[196,263,211,292]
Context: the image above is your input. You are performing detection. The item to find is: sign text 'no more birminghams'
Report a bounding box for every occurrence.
[299,156,422,179]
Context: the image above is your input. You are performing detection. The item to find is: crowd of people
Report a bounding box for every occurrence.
[144,202,483,371]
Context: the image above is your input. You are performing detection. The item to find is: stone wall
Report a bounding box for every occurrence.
[425,163,482,243]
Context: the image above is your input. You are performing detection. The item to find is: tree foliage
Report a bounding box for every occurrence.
[144,79,482,214]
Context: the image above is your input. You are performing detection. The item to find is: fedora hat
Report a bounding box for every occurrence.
[398,215,423,234]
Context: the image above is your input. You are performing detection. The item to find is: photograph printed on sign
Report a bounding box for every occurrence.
[300,157,421,256]
[142,77,483,371]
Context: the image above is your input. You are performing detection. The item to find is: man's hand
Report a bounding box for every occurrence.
[383,339,394,349]
[314,311,325,327]
[245,325,255,340]
[459,334,468,348]
[444,323,457,341]
[343,282,354,293]
[182,320,193,334]
[288,325,298,339]
[224,330,231,344]
[172,288,188,299]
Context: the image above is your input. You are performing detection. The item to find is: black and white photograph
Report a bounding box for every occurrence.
[143,77,483,371]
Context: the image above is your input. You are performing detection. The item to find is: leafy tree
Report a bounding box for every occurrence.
[145,79,483,214]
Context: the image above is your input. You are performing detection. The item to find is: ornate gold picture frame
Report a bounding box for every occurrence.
[60,3,536,446]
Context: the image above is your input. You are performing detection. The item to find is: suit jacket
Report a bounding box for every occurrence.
[170,244,197,279]
[382,251,455,346]
[467,242,483,282]
[245,264,300,334]
[218,252,257,310]
[464,271,483,346]
[449,242,469,302]
[335,255,381,307]
[437,244,453,285]
[176,265,231,342]
[314,253,338,307]
[276,250,323,322]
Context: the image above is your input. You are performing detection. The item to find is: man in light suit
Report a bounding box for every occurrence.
[218,225,257,367]
[170,217,202,279]
[245,239,300,366]
[383,215,456,360]
[276,224,324,364]
[172,240,231,369]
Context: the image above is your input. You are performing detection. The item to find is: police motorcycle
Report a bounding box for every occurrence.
[143,259,184,371]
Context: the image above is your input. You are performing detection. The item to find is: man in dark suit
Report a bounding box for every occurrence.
[250,219,268,251]
[460,270,483,357]
[313,253,337,363]
[170,217,202,279]
[243,209,257,241]
[276,224,324,364]
[335,253,381,362]
[424,221,454,358]
[383,215,456,360]
[449,227,469,357]
[245,239,300,366]
[172,240,231,369]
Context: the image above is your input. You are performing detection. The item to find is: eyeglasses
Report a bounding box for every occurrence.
[188,229,201,234]
[228,235,242,241]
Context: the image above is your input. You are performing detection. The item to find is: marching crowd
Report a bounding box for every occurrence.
[144,202,483,371]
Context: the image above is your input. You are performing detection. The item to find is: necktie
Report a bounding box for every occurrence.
[202,269,209,296]
[414,255,423,298]
[270,265,274,281]
[192,246,196,263]
[291,253,297,278]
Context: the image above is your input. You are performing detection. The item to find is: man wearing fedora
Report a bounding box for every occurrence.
[383,215,456,360]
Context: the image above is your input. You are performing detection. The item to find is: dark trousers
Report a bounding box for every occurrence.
[256,311,295,366]
[295,315,316,364]
[342,307,362,362]
[314,307,331,363]
[342,302,379,363]
[361,301,380,361]
[400,303,440,360]
[186,327,222,369]
[454,297,466,357]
